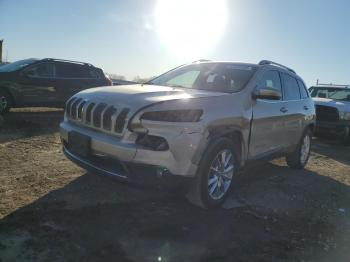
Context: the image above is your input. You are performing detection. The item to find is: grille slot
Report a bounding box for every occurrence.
[66,98,130,135]
[71,98,82,119]
[315,105,339,122]
[103,106,117,130]
[93,103,107,127]
[85,103,95,124]
[66,97,77,116]
[77,100,86,119]
[115,108,130,133]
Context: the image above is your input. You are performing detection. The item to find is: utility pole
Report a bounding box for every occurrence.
[0,39,3,63]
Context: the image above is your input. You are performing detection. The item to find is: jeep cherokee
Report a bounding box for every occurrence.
[60,60,315,208]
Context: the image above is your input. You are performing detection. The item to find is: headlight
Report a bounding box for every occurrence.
[339,112,350,120]
[141,110,203,122]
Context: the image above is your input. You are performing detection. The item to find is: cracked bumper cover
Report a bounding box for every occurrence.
[60,121,204,180]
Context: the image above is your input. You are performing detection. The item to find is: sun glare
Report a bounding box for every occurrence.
[155,0,228,60]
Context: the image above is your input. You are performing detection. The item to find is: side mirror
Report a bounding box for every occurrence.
[253,87,281,100]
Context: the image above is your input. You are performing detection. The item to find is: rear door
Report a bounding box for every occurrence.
[280,73,304,147]
[249,70,286,158]
[18,62,57,106]
[54,62,102,104]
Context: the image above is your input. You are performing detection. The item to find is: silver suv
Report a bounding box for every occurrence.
[60,60,315,208]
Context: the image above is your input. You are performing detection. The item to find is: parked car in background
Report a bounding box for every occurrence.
[309,83,350,145]
[0,58,112,114]
[111,79,136,86]
[60,60,315,208]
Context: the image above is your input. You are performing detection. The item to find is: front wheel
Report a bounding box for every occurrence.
[286,129,312,169]
[186,137,240,209]
[0,90,11,114]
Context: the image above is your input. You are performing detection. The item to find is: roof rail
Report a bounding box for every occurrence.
[316,79,349,88]
[258,60,296,74]
[42,58,93,66]
[192,59,211,63]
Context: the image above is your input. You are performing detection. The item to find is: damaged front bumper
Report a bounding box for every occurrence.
[60,120,205,187]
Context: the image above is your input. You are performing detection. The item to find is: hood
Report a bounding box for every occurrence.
[312,97,350,112]
[75,84,228,110]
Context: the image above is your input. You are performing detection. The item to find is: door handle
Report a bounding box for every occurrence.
[280,107,288,113]
[303,106,309,110]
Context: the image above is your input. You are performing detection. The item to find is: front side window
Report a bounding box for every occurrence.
[259,70,282,93]
[24,62,54,78]
[282,73,301,100]
[310,87,350,101]
[148,63,257,93]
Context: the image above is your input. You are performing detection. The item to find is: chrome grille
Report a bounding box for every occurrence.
[93,103,107,127]
[65,97,130,135]
[103,106,117,130]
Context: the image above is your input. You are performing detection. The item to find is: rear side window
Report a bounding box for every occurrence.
[297,79,309,99]
[282,73,301,100]
[259,70,282,93]
[55,62,99,79]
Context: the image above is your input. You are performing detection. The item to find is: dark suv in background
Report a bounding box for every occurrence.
[0,58,112,113]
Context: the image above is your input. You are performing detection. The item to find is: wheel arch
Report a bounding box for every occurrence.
[207,126,245,168]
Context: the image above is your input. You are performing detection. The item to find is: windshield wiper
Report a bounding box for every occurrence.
[165,84,186,88]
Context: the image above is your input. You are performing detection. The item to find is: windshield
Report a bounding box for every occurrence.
[310,87,350,102]
[0,58,38,72]
[148,63,257,93]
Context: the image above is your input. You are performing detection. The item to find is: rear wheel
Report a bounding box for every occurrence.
[286,129,312,169]
[186,137,240,208]
[0,90,11,114]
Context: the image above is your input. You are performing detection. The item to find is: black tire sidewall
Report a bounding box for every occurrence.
[288,129,312,169]
[197,138,239,208]
[0,90,11,114]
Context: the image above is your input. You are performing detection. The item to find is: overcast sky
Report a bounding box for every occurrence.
[1,0,350,85]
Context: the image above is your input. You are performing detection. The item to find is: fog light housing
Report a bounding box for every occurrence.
[136,134,169,151]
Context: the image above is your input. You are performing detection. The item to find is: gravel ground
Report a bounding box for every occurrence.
[0,108,349,262]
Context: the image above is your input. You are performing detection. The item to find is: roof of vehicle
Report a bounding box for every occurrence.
[193,59,298,75]
[311,80,350,89]
[39,58,95,67]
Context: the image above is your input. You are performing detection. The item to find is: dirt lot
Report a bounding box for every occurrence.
[0,108,349,262]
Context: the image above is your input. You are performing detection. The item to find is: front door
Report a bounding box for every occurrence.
[249,70,286,158]
[18,62,57,106]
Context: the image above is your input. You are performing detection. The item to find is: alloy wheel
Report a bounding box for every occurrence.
[300,134,311,164]
[208,149,234,200]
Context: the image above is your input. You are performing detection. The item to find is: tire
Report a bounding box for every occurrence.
[286,129,312,169]
[186,137,240,209]
[0,89,12,114]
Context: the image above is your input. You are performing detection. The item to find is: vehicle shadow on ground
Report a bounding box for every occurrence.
[0,109,63,143]
[1,162,350,262]
[312,138,350,166]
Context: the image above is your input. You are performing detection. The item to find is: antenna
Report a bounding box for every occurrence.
[0,39,3,63]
